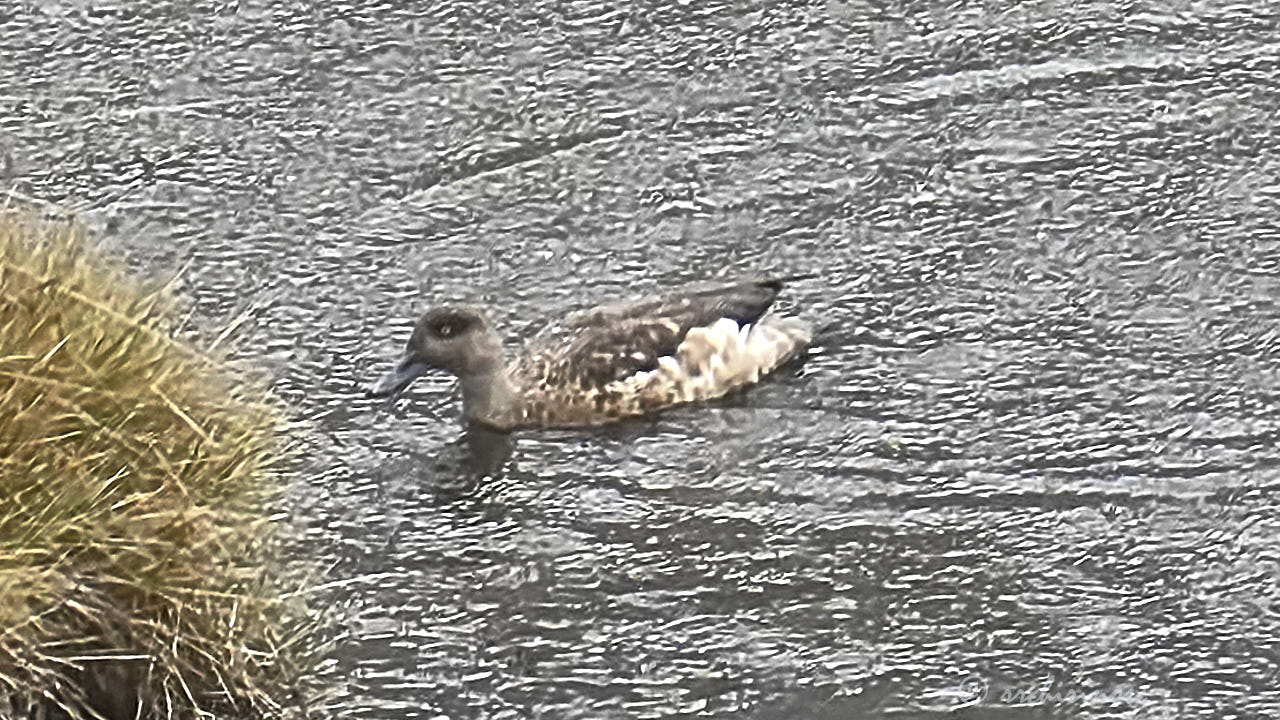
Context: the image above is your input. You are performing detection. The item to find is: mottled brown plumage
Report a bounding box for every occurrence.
[369,278,812,430]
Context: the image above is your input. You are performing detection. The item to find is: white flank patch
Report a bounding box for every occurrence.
[657,355,681,377]
[610,316,812,403]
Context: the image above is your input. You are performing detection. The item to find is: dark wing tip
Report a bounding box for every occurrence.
[757,272,817,290]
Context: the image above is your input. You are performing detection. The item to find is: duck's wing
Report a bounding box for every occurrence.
[515,278,792,390]
[562,277,787,332]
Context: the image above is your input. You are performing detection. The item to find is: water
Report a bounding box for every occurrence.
[5,1,1280,717]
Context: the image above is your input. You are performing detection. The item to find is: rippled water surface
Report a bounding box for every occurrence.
[7,1,1280,717]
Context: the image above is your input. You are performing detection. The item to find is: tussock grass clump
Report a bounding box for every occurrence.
[0,209,319,719]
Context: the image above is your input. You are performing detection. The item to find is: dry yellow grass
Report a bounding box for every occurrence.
[0,207,321,719]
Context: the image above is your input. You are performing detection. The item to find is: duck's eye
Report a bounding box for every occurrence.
[436,323,456,338]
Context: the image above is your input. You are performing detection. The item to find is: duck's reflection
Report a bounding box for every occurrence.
[460,424,515,477]
[406,424,515,502]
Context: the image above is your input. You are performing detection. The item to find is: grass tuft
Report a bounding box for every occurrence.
[0,207,322,719]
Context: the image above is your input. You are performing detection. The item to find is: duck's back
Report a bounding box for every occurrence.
[506,278,811,427]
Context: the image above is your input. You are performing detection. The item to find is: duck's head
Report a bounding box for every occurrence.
[368,305,500,398]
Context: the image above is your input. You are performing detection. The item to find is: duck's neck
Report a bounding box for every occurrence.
[458,363,518,429]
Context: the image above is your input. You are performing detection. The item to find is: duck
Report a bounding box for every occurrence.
[368,276,813,430]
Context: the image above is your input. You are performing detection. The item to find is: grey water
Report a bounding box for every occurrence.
[6,1,1280,717]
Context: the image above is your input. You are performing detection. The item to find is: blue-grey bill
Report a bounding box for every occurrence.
[368,358,430,398]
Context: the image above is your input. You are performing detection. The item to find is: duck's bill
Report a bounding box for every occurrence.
[368,357,430,398]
